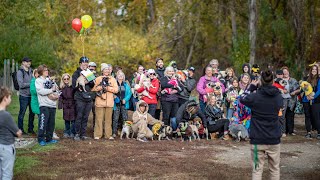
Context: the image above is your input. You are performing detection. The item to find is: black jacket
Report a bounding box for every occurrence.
[160,76,182,103]
[240,84,283,145]
[156,68,165,79]
[176,101,207,127]
[179,77,197,100]
[72,67,95,102]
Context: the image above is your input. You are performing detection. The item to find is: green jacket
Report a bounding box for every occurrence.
[30,77,40,115]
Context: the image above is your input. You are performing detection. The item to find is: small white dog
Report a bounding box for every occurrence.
[120,121,133,139]
[76,75,87,92]
[158,125,173,141]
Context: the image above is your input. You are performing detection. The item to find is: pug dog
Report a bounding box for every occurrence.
[158,125,173,141]
[120,121,133,139]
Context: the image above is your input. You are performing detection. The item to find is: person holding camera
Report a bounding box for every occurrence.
[178,67,197,106]
[111,71,132,138]
[72,56,95,141]
[92,63,118,140]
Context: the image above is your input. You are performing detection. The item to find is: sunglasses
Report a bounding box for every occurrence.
[149,73,156,76]
[63,78,70,80]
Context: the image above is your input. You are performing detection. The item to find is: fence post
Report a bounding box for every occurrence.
[11,59,15,91]
[7,59,11,88]
[3,59,6,87]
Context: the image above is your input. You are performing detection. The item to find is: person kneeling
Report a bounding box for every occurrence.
[132,100,163,142]
[205,95,230,140]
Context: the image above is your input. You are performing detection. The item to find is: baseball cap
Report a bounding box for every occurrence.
[22,57,32,62]
[88,62,97,67]
[276,70,283,75]
[188,67,195,72]
[79,56,89,63]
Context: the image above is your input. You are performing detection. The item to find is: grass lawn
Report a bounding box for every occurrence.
[7,94,65,132]
[7,94,64,176]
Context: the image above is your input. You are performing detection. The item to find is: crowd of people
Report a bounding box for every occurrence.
[1,56,320,179]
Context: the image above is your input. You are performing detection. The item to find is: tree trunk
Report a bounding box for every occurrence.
[185,30,198,69]
[230,0,237,43]
[289,0,305,70]
[249,0,257,65]
[147,0,155,23]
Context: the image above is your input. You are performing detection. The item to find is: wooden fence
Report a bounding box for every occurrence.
[1,59,19,90]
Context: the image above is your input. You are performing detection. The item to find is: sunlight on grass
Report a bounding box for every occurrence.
[7,95,64,131]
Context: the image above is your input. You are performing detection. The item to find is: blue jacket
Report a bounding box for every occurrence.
[113,82,132,110]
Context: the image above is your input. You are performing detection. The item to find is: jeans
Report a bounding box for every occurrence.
[199,100,206,113]
[170,117,177,131]
[0,144,15,180]
[303,102,314,133]
[18,95,35,132]
[112,105,128,135]
[311,103,320,134]
[64,120,75,135]
[285,106,295,134]
[75,100,93,137]
[207,119,230,133]
[132,97,139,111]
[92,100,96,128]
[161,101,179,126]
[38,107,56,142]
[148,104,157,118]
[226,108,234,120]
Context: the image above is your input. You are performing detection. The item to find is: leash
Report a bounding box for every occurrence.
[254,144,259,170]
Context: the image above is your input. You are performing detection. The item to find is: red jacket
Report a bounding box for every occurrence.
[136,78,160,104]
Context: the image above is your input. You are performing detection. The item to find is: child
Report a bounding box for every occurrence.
[58,73,76,138]
[205,95,230,140]
[226,79,240,120]
[0,86,22,179]
[132,100,163,142]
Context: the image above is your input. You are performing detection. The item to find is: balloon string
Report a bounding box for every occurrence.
[80,35,85,57]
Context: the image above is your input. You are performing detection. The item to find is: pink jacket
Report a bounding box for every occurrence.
[196,75,225,101]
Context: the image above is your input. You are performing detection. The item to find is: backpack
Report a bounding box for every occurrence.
[12,69,24,90]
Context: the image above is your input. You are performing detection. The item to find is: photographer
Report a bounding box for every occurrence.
[240,70,283,180]
[91,63,118,140]
[72,56,95,141]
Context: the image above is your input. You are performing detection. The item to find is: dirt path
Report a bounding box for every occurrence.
[15,115,320,180]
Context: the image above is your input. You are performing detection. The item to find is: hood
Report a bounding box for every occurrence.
[136,100,149,115]
[242,63,251,73]
[259,85,281,97]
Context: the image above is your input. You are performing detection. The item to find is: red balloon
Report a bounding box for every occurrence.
[72,18,82,33]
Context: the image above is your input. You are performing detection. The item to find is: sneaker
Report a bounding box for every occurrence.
[69,133,75,138]
[282,133,287,138]
[289,133,296,136]
[317,134,320,140]
[305,133,312,139]
[109,137,115,140]
[137,137,148,142]
[74,134,81,141]
[39,141,46,146]
[80,136,91,140]
[63,133,70,138]
[112,134,117,138]
[53,132,60,140]
[47,139,58,144]
[94,137,100,140]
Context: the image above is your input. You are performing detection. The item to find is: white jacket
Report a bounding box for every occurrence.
[35,76,57,108]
